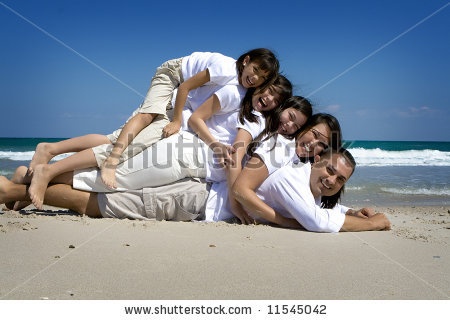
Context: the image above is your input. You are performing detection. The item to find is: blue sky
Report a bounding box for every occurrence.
[1,0,449,141]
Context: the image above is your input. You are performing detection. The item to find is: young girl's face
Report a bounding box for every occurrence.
[277,107,308,136]
[251,86,282,112]
[295,123,331,158]
[240,56,270,88]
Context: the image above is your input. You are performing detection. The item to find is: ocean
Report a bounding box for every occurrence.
[1,138,449,207]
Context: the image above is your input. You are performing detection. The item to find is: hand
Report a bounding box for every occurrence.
[279,217,303,229]
[162,121,181,138]
[359,207,377,218]
[348,207,376,218]
[368,213,391,231]
[230,201,254,225]
[211,142,235,167]
[236,211,256,225]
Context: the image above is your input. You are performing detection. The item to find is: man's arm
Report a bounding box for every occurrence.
[340,213,391,232]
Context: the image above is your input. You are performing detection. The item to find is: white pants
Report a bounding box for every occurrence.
[74,131,209,192]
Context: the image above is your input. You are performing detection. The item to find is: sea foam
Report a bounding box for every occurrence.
[348,148,450,167]
[0,151,72,161]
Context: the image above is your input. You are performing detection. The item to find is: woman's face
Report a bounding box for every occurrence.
[295,123,331,158]
[251,86,282,112]
[277,107,308,136]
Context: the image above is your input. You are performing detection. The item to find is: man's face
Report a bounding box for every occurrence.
[309,153,354,198]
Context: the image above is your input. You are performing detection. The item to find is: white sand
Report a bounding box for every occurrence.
[0,204,449,300]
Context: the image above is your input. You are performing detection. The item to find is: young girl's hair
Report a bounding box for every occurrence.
[247,95,313,156]
[239,74,293,125]
[236,48,280,90]
[265,95,313,139]
[320,147,356,209]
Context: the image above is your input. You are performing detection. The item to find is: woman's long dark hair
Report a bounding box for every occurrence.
[298,113,342,151]
[247,96,313,156]
[264,95,313,139]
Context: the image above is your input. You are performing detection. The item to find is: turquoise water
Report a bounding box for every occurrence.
[0,138,66,177]
[1,138,449,206]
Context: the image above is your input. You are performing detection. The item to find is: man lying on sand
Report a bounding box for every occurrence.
[0,148,390,232]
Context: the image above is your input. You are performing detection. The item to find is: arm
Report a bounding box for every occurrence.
[111,112,153,150]
[187,94,234,163]
[227,128,254,224]
[102,113,154,178]
[163,69,211,137]
[340,213,391,231]
[345,207,377,218]
[232,156,300,228]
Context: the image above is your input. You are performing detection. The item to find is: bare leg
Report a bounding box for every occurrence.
[99,112,157,189]
[28,134,110,175]
[43,184,102,218]
[11,166,29,184]
[5,167,75,211]
[28,148,98,209]
[8,166,32,210]
[0,176,101,218]
[0,176,30,205]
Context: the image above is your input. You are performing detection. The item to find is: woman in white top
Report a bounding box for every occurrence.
[231,113,342,224]
[217,96,313,221]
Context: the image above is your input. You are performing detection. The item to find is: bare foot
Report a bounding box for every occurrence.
[100,165,118,189]
[28,143,56,176]
[28,164,53,210]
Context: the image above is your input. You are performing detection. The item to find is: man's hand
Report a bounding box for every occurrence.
[368,213,391,230]
[347,207,377,218]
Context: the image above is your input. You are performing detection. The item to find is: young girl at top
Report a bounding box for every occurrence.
[27,49,280,209]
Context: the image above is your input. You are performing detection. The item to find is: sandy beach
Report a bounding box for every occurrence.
[0,203,448,301]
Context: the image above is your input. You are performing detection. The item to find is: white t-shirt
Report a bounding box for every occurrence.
[203,108,264,183]
[181,52,241,111]
[255,161,347,232]
[177,83,247,141]
[203,112,267,221]
[182,52,239,85]
[236,110,266,139]
[254,134,296,175]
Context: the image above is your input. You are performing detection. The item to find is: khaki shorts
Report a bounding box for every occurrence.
[139,57,183,115]
[92,57,184,166]
[97,178,209,221]
[93,113,169,166]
